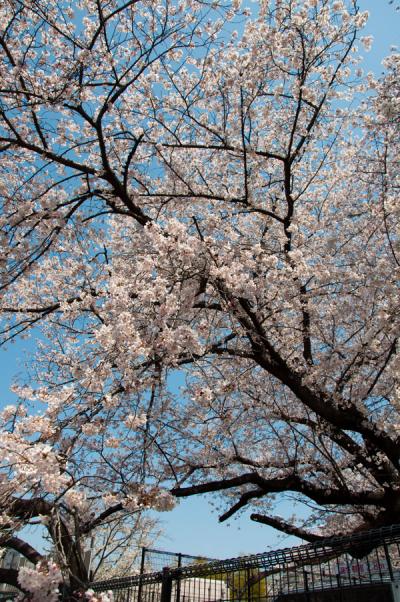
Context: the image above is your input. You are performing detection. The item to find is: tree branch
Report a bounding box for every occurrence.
[0,536,43,564]
[0,567,22,590]
[250,514,324,542]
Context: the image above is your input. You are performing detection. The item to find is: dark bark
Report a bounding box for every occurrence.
[0,536,43,564]
[0,567,22,590]
[5,497,89,590]
[250,514,324,542]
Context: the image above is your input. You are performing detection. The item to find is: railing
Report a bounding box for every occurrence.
[90,525,400,602]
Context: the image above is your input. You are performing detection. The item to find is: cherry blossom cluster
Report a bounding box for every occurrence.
[17,561,62,602]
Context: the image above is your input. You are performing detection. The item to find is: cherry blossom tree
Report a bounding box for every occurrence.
[0,0,399,595]
[77,511,162,581]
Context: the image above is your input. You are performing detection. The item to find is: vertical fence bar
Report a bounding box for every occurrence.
[247,568,252,602]
[140,548,147,575]
[303,570,310,602]
[137,547,147,602]
[175,553,182,602]
[161,568,173,602]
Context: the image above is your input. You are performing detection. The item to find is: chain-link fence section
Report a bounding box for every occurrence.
[139,548,216,574]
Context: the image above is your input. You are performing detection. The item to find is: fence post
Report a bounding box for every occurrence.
[138,547,147,602]
[246,568,252,602]
[303,570,310,602]
[161,567,173,602]
[175,553,182,602]
[140,548,147,575]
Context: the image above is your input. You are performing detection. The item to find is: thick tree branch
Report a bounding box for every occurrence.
[0,536,43,564]
[250,514,324,542]
[0,567,22,590]
[172,472,384,508]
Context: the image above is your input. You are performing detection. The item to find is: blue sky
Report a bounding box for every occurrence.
[1,0,399,560]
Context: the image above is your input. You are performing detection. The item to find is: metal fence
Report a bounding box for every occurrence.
[91,525,400,602]
[139,548,216,574]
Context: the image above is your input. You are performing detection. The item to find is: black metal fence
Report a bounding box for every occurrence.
[91,525,400,602]
[139,548,216,574]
